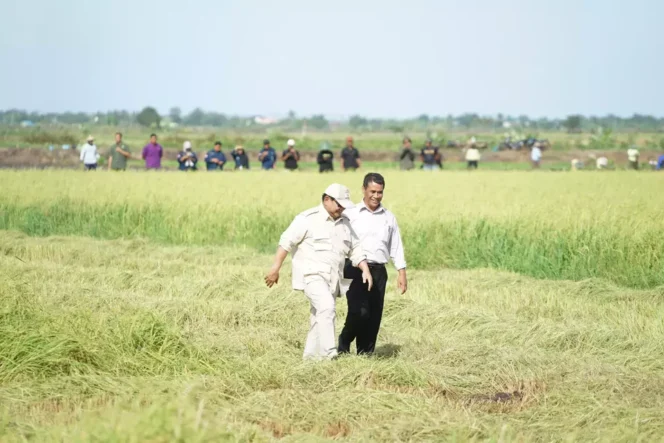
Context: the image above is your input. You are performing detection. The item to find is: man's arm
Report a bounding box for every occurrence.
[348,224,373,291]
[356,150,362,168]
[116,147,131,158]
[107,156,113,170]
[265,246,288,288]
[265,215,307,288]
[389,217,408,294]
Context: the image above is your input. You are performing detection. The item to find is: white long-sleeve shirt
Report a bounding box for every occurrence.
[79,144,99,164]
[344,200,406,270]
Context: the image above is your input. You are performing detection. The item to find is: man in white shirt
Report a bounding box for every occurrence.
[465,142,481,169]
[531,143,542,169]
[338,173,407,356]
[265,183,373,361]
[79,135,99,170]
[627,146,639,170]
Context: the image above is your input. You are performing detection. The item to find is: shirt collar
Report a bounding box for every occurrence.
[317,204,346,223]
[358,200,385,214]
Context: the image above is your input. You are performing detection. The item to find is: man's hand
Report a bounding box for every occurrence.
[397,269,407,295]
[361,269,373,291]
[264,266,280,288]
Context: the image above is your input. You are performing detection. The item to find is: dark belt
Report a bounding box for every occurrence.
[368,262,386,269]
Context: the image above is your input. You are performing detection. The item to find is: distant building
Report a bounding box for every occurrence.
[254,116,277,125]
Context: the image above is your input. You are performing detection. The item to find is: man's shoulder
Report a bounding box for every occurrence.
[383,207,398,221]
[297,206,322,218]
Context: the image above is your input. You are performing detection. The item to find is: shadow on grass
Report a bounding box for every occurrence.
[374,343,402,359]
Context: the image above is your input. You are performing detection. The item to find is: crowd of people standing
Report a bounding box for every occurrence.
[78,132,664,172]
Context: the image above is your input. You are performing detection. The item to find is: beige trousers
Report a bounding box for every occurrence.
[302,275,337,360]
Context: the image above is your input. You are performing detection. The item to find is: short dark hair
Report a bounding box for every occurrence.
[115,132,122,137]
[150,133,157,138]
[214,141,222,146]
[363,172,385,189]
[403,137,411,143]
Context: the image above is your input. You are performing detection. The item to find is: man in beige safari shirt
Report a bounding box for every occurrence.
[265,183,373,360]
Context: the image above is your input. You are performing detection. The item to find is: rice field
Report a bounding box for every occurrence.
[1,169,663,441]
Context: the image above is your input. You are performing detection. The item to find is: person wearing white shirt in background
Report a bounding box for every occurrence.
[465,142,481,169]
[596,156,609,170]
[79,135,100,171]
[531,142,542,169]
[338,172,407,356]
[627,146,639,170]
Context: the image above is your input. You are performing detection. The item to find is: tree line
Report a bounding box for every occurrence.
[1,107,662,133]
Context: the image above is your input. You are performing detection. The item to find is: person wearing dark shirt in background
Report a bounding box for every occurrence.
[282,139,300,171]
[108,132,131,171]
[177,141,198,171]
[420,139,441,171]
[399,137,415,170]
[205,141,226,171]
[231,145,250,170]
[317,142,334,173]
[341,136,361,171]
[259,139,277,170]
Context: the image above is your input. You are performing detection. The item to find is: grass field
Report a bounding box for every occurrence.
[1,170,664,441]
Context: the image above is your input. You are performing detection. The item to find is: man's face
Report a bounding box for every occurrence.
[115,134,122,144]
[346,138,353,147]
[150,136,157,144]
[426,141,432,147]
[323,195,344,220]
[404,140,411,149]
[214,144,221,152]
[363,181,384,211]
[88,140,93,145]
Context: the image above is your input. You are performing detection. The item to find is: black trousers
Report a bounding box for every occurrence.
[338,261,388,355]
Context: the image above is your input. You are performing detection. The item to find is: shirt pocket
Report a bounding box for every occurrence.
[312,234,332,251]
[373,220,391,244]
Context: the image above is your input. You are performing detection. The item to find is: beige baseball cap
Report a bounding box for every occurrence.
[324,183,354,209]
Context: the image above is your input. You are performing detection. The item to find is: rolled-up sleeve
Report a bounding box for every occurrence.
[348,225,367,266]
[389,218,407,270]
[278,215,307,252]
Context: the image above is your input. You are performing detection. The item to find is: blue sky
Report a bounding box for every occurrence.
[0,0,661,119]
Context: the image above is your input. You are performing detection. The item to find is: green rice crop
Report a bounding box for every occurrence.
[0,170,662,288]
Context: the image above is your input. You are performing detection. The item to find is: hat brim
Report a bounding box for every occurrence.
[337,199,354,210]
